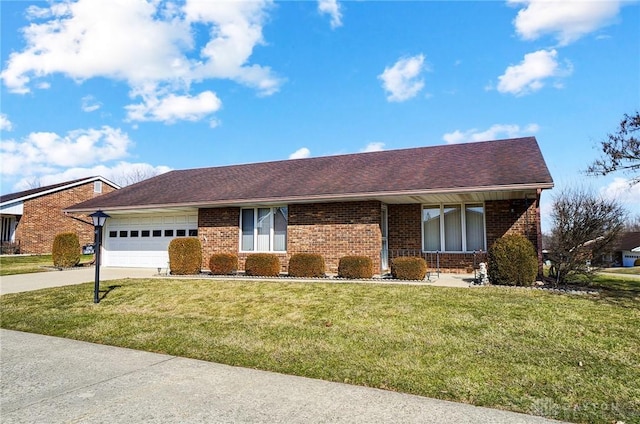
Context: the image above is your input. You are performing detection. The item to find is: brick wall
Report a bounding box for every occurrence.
[15,182,117,254]
[198,207,240,268]
[485,199,538,249]
[198,201,383,274]
[288,201,382,273]
[196,198,541,275]
[386,199,540,272]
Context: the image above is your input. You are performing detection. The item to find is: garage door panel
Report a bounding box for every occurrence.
[104,213,198,268]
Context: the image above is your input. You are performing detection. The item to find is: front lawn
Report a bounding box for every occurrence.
[0,254,94,276]
[1,279,638,423]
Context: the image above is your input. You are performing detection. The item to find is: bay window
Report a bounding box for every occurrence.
[241,207,288,252]
[423,204,485,252]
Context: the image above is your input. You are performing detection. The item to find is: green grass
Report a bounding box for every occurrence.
[600,267,640,275]
[1,279,639,423]
[0,254,94,276]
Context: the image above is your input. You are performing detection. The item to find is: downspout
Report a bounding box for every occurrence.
[535,188,544,279]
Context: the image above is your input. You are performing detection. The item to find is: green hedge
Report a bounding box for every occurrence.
[391,257,427,280]
[168,238,202,275]
[288,253,325,278]
[245,254,281,277]
[488,234,538,286]
[209,253,238,275]
[338,256,374,279]
[52,232,81,268]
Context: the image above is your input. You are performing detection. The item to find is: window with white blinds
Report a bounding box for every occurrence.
[422,204,485,252]
[240,207,288,252]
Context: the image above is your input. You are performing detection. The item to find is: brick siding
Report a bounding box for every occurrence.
[198,201,382,274]
[288,201,382,273]
[196,198,541,275]
[386,199,541,273]
[15,182,117,254]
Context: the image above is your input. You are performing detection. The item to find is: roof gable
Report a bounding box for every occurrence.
[67,137,553,212]
[0,176,120,206]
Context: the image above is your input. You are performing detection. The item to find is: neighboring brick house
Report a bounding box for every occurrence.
[0,177,119,254]
[67,137,553,274]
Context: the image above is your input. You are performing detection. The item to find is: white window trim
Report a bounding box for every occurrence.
[421,203,487,253]
[94,181,103,193]
[239,206,287,253]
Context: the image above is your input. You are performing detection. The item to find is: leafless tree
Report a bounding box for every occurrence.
[24,177,42,189]
[587,111,640,185]
[625,214,640,232]
[546,187,626,285]
[113,166,162,187]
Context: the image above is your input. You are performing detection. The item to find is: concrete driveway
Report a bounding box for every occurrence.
[0,267,158,295]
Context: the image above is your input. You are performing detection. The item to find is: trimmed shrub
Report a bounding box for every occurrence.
[288,253,325,278]
[391,257,427,280]
[635,258,640,267]
[245,253,281,277]
[52,232,81,268]
[488,234,538,286]
[168,237,202,275]
[338,255,374,279]
[209,253,238,275]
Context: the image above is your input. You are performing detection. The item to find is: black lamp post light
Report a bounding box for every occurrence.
[89,210,110,303]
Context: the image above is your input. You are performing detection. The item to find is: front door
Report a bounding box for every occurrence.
[381,205,388,271]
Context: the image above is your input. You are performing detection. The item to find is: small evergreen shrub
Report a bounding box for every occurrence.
[245,253,281,277]
[634,258,640,267]
[52,232,81,268]
[168,238,202,275]
[488,234,538,286]
[288,253,325,278]
[209,253,238,275]
[391,257,427,280]
[338,255,374,279]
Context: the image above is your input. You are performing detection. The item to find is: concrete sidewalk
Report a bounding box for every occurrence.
[0,330,563,424]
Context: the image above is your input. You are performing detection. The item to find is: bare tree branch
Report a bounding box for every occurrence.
[586,111,640,185]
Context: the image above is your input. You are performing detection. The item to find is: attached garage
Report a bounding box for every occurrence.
[103,212,198,268]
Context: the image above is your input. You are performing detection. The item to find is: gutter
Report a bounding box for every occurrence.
[64,182,554,214]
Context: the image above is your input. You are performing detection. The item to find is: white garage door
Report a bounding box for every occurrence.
[103,213,198,268]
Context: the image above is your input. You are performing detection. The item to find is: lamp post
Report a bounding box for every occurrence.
[89,210,110,304]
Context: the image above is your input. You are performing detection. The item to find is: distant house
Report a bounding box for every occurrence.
[0,177,119,254]
[66,137,554,274]
[614,232,640,267]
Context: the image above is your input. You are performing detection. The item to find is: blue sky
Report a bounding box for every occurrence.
[1,0,638,229]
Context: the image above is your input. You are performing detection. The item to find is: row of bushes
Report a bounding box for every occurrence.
[55,232,541,284]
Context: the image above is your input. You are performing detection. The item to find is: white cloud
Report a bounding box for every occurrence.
[0,114,13,131]
[289,147,311,159]
[318,0,343,29]
[509,0,622,46]
[497,49,572,96]
[13,161,172,191]
[1,126,131,175]
[1,0,281,123]
[361,142,385,152]
[81,95,101,112]
[378,54,426,102]
[125,90,222,123]
[443,123,540,144]
[600,177,640,206]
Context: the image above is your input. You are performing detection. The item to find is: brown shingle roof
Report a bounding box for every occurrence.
[1,176,118,205]
[67,137,553,212]
[614,232,640,251]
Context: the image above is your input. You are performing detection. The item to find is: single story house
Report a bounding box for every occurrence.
[66,137,554,274]
[614,232,640,267]
[0,176,119,254]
